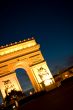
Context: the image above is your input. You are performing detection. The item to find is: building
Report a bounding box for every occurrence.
[0,37,55,99]
[54,65,73,86]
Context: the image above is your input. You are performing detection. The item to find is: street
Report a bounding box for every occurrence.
[19,77,73,110]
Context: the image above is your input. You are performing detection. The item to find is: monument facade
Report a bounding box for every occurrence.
[0,37,55,98]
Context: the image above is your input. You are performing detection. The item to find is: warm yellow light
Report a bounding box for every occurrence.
[41,74,49,81]
[65,74,68,77]
[0,40,36,56]
[29,91,33,95]
[44,79,53,86]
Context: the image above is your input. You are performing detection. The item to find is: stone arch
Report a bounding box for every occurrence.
[0,38,55,99]
[15,68,35,95]
[8,61,37,92]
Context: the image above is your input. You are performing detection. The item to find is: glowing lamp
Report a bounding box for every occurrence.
[65,74,68,78]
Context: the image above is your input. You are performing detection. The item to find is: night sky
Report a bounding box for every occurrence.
[0,0,73,74]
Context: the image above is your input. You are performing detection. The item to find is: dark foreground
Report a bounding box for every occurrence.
[2,77,73,110]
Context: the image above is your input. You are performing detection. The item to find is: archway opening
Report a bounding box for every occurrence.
[15,68,35,96]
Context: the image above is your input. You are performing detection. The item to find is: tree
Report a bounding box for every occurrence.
[4,89,25,107]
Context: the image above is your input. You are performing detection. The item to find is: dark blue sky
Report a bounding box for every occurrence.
[0,0,73,74]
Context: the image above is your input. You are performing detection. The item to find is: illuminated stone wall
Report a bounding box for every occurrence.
[0,73,22,98]
[0,38,55,98]
[0,38,36,56]
[31,61,55,89]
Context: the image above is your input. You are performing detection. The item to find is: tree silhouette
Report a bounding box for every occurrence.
[4,89,25,106]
